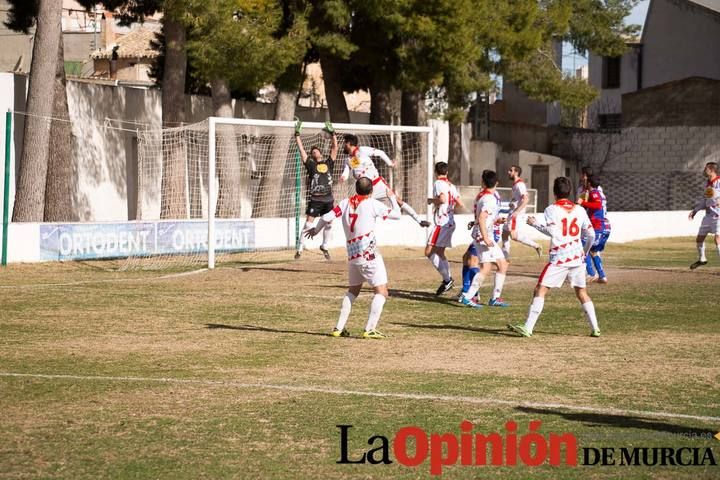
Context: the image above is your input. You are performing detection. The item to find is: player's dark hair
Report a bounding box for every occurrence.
[481,170,498,188]
[356,177,373,195]
[511,165,522,176]
[581,166,593,176]
[344,134,359,147]
[553,177,573,199]
[588,175,602,188]
[706,162,718,173]
[310,146,321,156]
[435,162,448,175]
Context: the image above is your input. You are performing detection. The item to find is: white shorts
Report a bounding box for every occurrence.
[698,214,720,236]
[370,177,392,200]
[474,241,505,264]
[503,214,528,233]
[348,255,388,287]
[427,224,455,248]
[538,263,586,289]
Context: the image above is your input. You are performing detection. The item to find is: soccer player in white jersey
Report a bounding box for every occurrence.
[689,162,720,269]
[306,177,401,339]
[340,134,430,228]
[502,165,542,260]
[508,177,601,338]
[459,170,510,308]
[426,162,465,295]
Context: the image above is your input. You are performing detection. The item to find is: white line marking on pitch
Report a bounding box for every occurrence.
[1,372,718,424]
[0,269,208,289]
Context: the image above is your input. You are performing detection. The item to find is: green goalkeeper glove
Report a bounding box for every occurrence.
[322,121,335,134]
[294,117,303,136]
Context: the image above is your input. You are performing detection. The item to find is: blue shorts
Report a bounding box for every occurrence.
[591,231,610,252]
[466,243,478,257]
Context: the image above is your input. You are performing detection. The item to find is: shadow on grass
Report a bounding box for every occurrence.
[388,289,461,305]
[205,323,346,338]
[515,406,712,437]
[391,321,516,337]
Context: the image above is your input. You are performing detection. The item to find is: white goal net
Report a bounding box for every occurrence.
[128,118,433,269]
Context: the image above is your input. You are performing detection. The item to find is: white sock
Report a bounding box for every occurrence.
[697,242,706,262]
[465,272,486,300]
[716,244,720,259]
[429,253,442,274]
[336,292,356,331]
[365,294,386,331]
[401,203,421,223]
[321,224,332,249]
[439,258,451,283]
[492,273,506,300]
[299,221,314,252]
[517,233,539,249]
[524,297,545,333]
[582,301,599,331]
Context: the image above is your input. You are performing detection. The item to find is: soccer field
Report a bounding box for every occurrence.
[0,238,718,479]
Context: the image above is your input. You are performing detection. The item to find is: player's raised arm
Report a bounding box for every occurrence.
[293,118,308,163]
[369,147,396,168]
[325,122,338,161]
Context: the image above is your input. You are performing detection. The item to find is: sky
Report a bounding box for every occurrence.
[563,0,650,72]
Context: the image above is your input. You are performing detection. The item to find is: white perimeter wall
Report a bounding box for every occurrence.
[3,210,706,263]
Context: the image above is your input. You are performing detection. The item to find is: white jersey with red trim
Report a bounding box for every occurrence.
[433,177,459,227]
[322,195,400,263]
[695,176,720,218]
[471,189,500,243]
[341,146,392,182]
[510,179,528,216]
[543,199,592,267]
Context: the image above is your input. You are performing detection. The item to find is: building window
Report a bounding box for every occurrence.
[602,56,621,89]
[598,113,622,129]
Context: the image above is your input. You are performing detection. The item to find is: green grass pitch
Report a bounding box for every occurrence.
[0,237,718,478]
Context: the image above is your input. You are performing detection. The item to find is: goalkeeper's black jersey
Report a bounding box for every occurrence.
[305,157,335,202]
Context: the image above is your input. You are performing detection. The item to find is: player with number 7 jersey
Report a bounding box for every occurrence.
[307,177,402,339]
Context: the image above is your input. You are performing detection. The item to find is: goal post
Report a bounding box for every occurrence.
[133,117,434,270]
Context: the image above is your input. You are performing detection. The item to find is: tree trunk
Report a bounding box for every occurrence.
[159,16,189,219]
[401,90,421,126]
[447,120,462,185]
[319,52,350,123]
[44,33,77,222]
[369,76,392,125]
[13,0,62,222]
[211,78,245,218]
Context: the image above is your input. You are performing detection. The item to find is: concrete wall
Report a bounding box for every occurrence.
[553,125,720,210]
[642,0,720,88]
[623,77,720,127]
[4,73,371,223]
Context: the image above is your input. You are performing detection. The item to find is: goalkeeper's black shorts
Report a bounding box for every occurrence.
[306,198,334,217]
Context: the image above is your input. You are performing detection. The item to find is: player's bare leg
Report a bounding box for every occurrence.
[691,233,709,269]
[331,283,362,337]
[363,284,389,339]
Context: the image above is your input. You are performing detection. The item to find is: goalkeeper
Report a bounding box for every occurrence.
[294,119,338,260]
